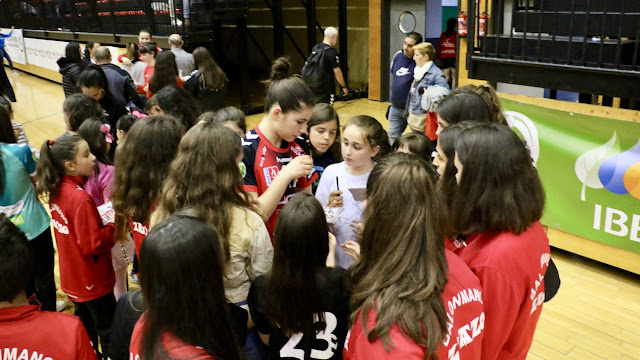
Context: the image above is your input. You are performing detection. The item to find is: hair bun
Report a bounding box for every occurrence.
[269,57,292,82]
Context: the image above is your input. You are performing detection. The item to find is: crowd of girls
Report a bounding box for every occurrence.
[0,55,555,360]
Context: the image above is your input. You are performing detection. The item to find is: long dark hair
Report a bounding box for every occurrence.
[151,86,200,131]
[436,89,491,126]
[0,106,17,194]
[125,42,140,63]
[307,103,342,162]
[265,193,329,334]
[35,135,85,201]
[139,214,242,360]
[450,123,545,235]
[437,121,478,227]
[151,122,252,262]
[112,115,183,241]
[264,57,315,114]
[347,153,448,358]
[149,51,179,95]
[77,117,112,178]
[193,47,228,91]
[65,42,83,68]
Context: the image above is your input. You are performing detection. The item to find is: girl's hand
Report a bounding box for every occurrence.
[280,155,313,182]
[341,241,360,261]
[122,57,133,67]
[328,190,343,207]
[350,220,364,241]
[326,232,337,267]
[328,232,337,252]
[143,84,149,93]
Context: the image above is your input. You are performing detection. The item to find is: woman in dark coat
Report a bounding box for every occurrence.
[57,42,84,97]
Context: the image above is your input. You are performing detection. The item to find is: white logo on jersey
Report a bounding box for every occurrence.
[396,67,411,76]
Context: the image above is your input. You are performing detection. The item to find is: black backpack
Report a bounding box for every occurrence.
[301,44,327,86]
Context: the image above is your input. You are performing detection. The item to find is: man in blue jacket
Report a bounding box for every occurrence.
[0,26,14,70]
[388,32,422,144]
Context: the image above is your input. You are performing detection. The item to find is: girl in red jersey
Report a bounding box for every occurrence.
[447,123,550,360]
[35,135,116,359]
[111,115,183,262]
[242,57,317,238]
[344,153,484,360]
[129,213,243,360]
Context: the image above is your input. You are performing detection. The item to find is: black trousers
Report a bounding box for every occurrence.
[74,292,116,360]
[0,63,15,102]
[26,228,57,311]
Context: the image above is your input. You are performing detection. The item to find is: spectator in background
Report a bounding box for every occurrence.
[82,41,100,67]
[148,51,183,98]
[0,58,15,102]
[57,42,84,97]
[77,65,130,153]
[302,27,348,105]
[388,31,422,144]
[184,47,227,112]
[94,47,144,111]
[168,33,194,78]
[120,43,146,86]
[0,26,15,70]
[119,29,158,66]
[136,43,158,98]
[436,18,458,89]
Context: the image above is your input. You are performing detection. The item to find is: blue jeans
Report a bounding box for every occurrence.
[1,49,13,70]
[388,105,408,144]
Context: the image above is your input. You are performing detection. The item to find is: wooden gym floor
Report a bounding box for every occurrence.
[6,70,640,360]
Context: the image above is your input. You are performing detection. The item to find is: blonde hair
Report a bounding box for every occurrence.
[413,42,435,61]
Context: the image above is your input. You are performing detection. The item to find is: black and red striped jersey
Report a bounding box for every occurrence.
[242,126,317,237]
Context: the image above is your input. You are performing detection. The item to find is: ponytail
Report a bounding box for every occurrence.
[36,136,83,202]
[264,57,315,114]
[344,115,391,161]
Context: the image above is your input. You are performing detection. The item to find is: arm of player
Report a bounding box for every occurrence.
[251,155,313,222]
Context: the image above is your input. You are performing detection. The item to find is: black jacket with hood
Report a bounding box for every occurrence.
[57,57,83,97]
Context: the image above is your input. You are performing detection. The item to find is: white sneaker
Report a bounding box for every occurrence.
[130,273,139,284]
[56,300,66,312]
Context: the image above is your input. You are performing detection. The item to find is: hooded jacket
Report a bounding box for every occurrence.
[57,57,83,97]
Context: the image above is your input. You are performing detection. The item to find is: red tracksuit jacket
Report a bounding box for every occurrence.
[445,221,551,360]
[344,250,484,360]
[0,305,97,359]
[50,175,115,302]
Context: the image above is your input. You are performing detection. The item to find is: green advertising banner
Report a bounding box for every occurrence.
[501,98,640,255]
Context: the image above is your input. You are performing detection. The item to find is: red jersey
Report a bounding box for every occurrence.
[344,250,484,360]
[130,220,149,258]
[50,176,115,302]
[437,32,457,60]
[241,126,317,237]
[129,314,215,359]
[0,305,97,359]
[445,221,550,360]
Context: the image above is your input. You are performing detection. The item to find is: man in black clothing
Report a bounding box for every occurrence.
[304,27,348,105]
[94,46,144,111]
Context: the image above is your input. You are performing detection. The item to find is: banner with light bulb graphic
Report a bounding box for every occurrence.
[500,98,640,255]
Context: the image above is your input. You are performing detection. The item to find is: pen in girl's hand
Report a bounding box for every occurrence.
[336,176,340,191]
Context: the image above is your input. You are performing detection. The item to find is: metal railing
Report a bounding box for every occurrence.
[0,0,249,37]
[468,0,640,72]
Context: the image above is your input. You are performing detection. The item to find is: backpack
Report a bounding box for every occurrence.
[301,44,327,86]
